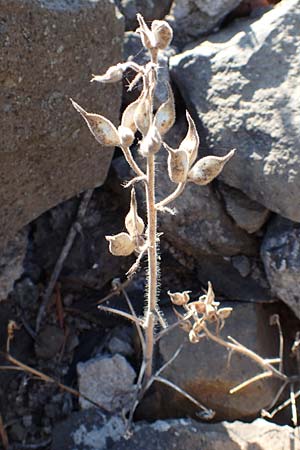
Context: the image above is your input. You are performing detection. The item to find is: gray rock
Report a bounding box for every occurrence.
[219,182,270,234]
[51,409,125,450]
[167,0,242,44]
[35,325,65,360]
[0,0,124,252]
[261,216,300,318]
[115,0,173,31]
[170,0,300,222]
[156,303,281,420]
[0,229,28,301]
[107,326,134,356]
[77,354,136,412]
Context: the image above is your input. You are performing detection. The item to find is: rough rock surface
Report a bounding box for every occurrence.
[167,0,242,45]
[0,0,124,252]
[170,0,300,222]
[77,354,136,412]
[261,216,300,319]
[0,229,28,300]
[115,0,173,31]
[52,414,300,450]
[155,303,281,420]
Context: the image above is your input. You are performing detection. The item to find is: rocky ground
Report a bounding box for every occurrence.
[1,0,300,449]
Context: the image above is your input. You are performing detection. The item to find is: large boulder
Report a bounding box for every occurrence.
[170,0,300,222]
[261,216,300,319]
[0,0,124,252]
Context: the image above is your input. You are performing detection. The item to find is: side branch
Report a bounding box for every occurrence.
[121,145,145,178]
[155,182,185,210]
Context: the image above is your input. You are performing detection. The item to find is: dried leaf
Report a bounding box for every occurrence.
[105,232,135,256]
[188,149,235,186]
[71,99,120,147]
[154,83,175,136]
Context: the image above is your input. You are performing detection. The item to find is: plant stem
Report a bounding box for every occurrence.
[144,153,158,385]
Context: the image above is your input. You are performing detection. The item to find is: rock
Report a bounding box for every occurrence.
[107,326,134,357]
[77,354,136,412]
[261,216,300,318]
[155,302,281,421]
[110,418,300,450]
[0,229,28,301]
[123,31,174,109]
[12,277,39,311]
[167,0,242,45]
[115,0,173,31]
[219,182,270,234]
[170,0,300,222]
[0,0,124,252]
[51,409,125,450]
[31,175,132,291]
[35,325,65,360]
[231,255,251,277]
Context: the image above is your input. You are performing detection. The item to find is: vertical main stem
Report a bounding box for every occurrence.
[144,154,158,385]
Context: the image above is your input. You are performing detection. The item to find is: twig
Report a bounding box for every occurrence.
[261,389,300,419]
[121,145,145,178]
[98,305,142,325]
[36,189,93,332]
[270,315,284,373]
[155,182,185,210]
[96,278,132,305]
[121,286,145,351]
[263,379,289,413]
[290,383,298,427]
[230,371,273,394]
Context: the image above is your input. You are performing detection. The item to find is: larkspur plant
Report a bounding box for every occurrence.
[70,13,258,429]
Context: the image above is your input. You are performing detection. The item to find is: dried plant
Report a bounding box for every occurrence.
[70,14,297,433]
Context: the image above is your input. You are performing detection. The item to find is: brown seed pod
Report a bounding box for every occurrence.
[125,188,145,237]
[151,20,173,50]
[154,83,176,136]
[71,99,120,147]
[105,233,135,256]
[179,111,200,169]
[139,124,161,157]
[188,149,235,186]
[118,125,135,147]
[168,290,190,306]
[165,143,189,183]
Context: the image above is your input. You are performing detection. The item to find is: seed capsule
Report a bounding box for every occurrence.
[168,290,190,306]
[125,188,145,237]
[189,329,200,344]
[151,20,173,50]
[139,124,161,157]
[71,99,120,147]
[105,233,135,256]
[121,97,140,134]
[136,13,155,50]
[179,111,199,169]
[165,143,189,183]
[91,64,123,83]
[188,149,235,186]
[154,83,176,136]
[118,125,135,147]
[134,94,152,136]
[218,308,233,320]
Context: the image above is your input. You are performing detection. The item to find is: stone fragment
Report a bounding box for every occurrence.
[167,0,242,44]
[35,325,65,360]
[115,0,173,31]
[156,303,281,420]
[0,0,124,252]
[170,0,300,222]
[261,216,300,318]
[77,354,136,412]
[0,229,28,301]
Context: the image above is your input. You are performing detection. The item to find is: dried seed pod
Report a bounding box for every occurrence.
[165,143,189,183]
[71,99,120,147]
[168,290,190,306]
[139,124,161,157]
[193,318,204,334]
[154,83,176,136]
[189,329,200,344]
[105,232,135,256]
[151,20,173,50]
[134,94,152,136]
[118,125,135,147]
[121,97,140,134]
[91,64,123,83]
[179,111,199,168]
[188,149,235,186]
[125,188,145,237]
[218,308,233,320]
[205,281,215,305]
[136,13,155,49]
[188,301,206,315]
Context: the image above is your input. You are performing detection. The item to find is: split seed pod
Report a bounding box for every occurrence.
[71,99,120,147]
[179,111,199,169]
[168,290,190,306]
[125,188,145,237]
[165,143,189,183]
[151,20,173,50]
[136,13,155,49]
[105,233,135,256]
[154,83,176,136]
[189,329,200,344]
[188,149,235,186]
[134,93,152,136]
[139,124,161,157]
[121,97,140,135]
